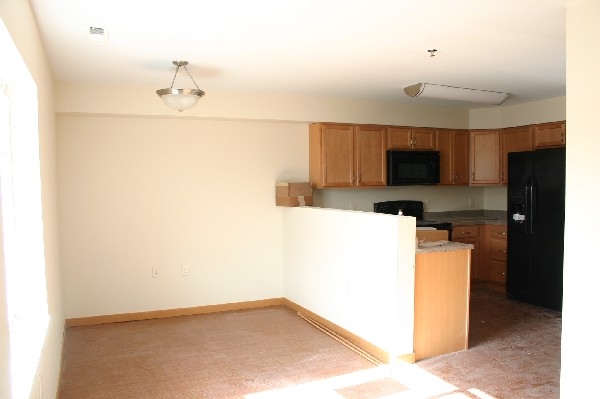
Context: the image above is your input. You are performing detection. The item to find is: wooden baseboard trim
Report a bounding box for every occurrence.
[64,297,416,365]
[65,298,286,327]
[283,299,415,365]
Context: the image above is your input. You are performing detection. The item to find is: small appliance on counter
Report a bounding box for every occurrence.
[373,200,452,239]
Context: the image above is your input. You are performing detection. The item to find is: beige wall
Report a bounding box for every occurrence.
[58,115,307,317]
[562,1,600,397]
[283,208,417,358]
[469,96,566,129]
[56,82,471,128]
[0,0,62,398]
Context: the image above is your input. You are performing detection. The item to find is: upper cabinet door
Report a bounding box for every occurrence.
[470,130,501,185]
[453,131,470,185]
[309,123,355,188]
[501,126,533,185]
[387,127,413,149]
[437,130,454,185]
[387,127,436,150]
[411,128,437,150]
[437,129,469,185]
[533,121,566,148]
[355,125,387,187]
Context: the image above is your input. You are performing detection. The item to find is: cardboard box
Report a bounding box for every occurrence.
[276,182,313,207]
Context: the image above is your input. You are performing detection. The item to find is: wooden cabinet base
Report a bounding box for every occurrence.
[414,249,470,361]
[472,281,506,294]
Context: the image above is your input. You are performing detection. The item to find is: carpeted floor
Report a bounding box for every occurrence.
[58,288,561,399]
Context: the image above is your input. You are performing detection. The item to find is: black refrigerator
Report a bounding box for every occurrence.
[507,147,565,311]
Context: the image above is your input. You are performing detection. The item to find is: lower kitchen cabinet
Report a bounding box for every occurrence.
[452,225,480,282]
[414,248,470,360]
[482,224,507,291]
[452,224,507,292]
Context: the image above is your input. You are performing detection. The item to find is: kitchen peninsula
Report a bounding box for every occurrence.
[282,206,472,363]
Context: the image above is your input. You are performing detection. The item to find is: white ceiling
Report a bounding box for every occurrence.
[29,0,568,107]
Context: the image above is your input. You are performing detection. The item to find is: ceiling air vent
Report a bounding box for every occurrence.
[88,26,108,42]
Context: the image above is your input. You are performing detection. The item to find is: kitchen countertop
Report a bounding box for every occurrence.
[416,241,474,254]
[424,210,507,226]
[445,216,506,226]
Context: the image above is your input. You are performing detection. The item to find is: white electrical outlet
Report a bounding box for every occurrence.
[182,264,189,276]
[424,199,431,209]
[468,198,474,208]
[152,266,159,278]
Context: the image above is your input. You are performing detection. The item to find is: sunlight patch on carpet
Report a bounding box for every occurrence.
[336,377,407,398]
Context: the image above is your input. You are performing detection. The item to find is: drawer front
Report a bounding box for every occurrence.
[489,238,507,262]
[487,224,507,240]
[489,260,507,284]
[453,225,480,238]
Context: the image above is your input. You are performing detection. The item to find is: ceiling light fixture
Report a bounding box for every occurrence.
[404,83,509,105]
[156,61,205,112]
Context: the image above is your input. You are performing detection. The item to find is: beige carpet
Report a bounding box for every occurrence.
[58,306,377,398]
[59,289,561,399]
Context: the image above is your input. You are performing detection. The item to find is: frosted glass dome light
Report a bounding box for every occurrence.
[156,61,205,112]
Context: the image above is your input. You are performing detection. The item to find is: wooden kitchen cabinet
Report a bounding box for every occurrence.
[414,248,470,360]
[469,130,501,185]
[533,121,566,148]
[355,125,388,186]
[501,126,533,185]
[309,123,386,188]
[452,225,481,281]
[436,129,469,185]
[483,225,507,290]
[387,127,436,150]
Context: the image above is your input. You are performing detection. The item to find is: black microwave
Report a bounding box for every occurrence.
[387,150,440,185]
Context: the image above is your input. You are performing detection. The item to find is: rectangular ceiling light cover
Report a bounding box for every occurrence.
[404,83,508,105]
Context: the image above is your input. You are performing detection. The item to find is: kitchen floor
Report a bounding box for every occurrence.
[417,287,561,398]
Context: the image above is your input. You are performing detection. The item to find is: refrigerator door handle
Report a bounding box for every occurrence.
[528,180,536,237]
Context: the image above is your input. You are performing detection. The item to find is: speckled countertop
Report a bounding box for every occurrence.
[424,210,507,226]
[416,241,474,254]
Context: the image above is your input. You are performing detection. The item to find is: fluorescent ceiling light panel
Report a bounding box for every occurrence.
[404,83,508,105]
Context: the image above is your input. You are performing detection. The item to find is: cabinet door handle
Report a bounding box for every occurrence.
[499,250,506,253]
